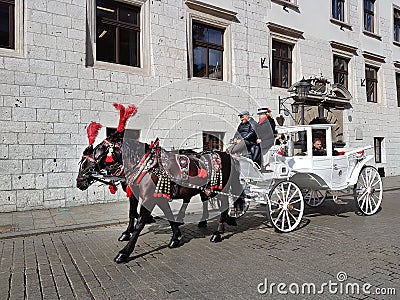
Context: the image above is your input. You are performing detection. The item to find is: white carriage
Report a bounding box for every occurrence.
[230,124,383,233]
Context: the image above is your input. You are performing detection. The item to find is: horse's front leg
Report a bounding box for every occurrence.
[114,204,153,264]
[118,193,139,242]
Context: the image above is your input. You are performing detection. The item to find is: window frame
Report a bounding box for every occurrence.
[0,0,23,58]
[192,21,224,81]
[202,131,224,151]
[396,72,400,107]
[332,0,345,22]
[186,2,234,83]
[363,0,375,33]
[365,65,378,103]
[96,0,141,67]
[374,137,384,163]
[333,55,349,89]
[272,39,293,89]
[394,7,400,44]
[87,0,150,75]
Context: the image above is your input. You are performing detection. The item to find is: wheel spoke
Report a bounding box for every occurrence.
[285,210,292,229]
[281,210,286,231]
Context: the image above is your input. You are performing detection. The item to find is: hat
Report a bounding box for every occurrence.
[238,110,250,116]
[257,107,271,114]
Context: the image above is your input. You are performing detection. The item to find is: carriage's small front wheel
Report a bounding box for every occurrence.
[354,166,383,215]
[268,181,304,233]
[303,189,327,207]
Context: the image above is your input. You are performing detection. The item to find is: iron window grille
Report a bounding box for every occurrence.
[365,65,378,103]
[0,0,14,49]
[272,40,293,88]
[192,22,224,80]
[96,0,140,67]
[333,56,349,88]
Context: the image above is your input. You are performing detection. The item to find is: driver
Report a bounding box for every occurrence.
[231,111,260,164]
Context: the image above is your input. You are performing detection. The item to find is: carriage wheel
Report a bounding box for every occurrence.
[208,196,250,219]
[303,189,327,207]
[268,181,304,233]
[354,166,383,215]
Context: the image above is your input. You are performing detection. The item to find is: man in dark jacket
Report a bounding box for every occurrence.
[231,111,260,164]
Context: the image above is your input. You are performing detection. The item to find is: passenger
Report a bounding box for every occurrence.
[312,138,327,156]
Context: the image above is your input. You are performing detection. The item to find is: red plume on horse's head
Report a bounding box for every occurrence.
[113,102,138,132]
[87,122,103,145]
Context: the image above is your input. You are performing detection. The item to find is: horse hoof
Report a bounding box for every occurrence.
[210,234,222,243]
[114,253,129,264]
[168,239,180,248]
[198,220,207,228]
[118,232,131,242]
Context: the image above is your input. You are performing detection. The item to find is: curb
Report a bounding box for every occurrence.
[0,219,128,240]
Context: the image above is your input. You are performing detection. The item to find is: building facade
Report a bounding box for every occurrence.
[1,0,400,211]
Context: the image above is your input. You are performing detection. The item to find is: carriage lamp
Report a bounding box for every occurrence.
[295,77,312,102]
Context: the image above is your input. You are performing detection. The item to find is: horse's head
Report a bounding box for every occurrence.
[76,103,138,191]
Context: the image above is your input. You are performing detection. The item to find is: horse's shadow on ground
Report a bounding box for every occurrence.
[129,196,382,260]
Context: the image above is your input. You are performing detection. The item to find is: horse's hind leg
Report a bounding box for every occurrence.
[114,203,154,264]
[210,196,229,243]
[168,221,182,248]
[198,193,209,228]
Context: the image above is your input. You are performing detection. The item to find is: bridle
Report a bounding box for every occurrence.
[77,139,125,188]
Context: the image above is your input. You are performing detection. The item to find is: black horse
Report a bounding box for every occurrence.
[76,104,244,264]
[114,139,243,263]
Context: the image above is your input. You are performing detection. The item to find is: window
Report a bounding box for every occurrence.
[0,0,14,49]
[395,8,400,43]
[333,56,349,88]
[272,40,293,88]
[365,65,378,103]
[192,22,224,80]
[96,0,140,67]
[396,73,400,107]
[364,0,375,33]
[374,137,384,163]
[203,131,224,151]
[332,0,345,22]
[106,127,140,140]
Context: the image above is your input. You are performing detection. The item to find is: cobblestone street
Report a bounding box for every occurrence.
[1,189,399,300]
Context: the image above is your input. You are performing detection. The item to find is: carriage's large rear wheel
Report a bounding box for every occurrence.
[268,181,304,233]
[354,166,383,215]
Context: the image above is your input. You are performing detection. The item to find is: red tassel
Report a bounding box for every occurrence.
[218,185,223,190]
[126,186,133,198]
[87,122,102,145]
[105,153,114,163]
[109,185,117,194]
[163,193,170,199]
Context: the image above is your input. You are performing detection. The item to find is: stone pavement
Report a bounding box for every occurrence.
[0,175,399,240]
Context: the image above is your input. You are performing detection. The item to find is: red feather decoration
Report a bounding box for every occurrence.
[87,122,102,145]
[113,103,138,132]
